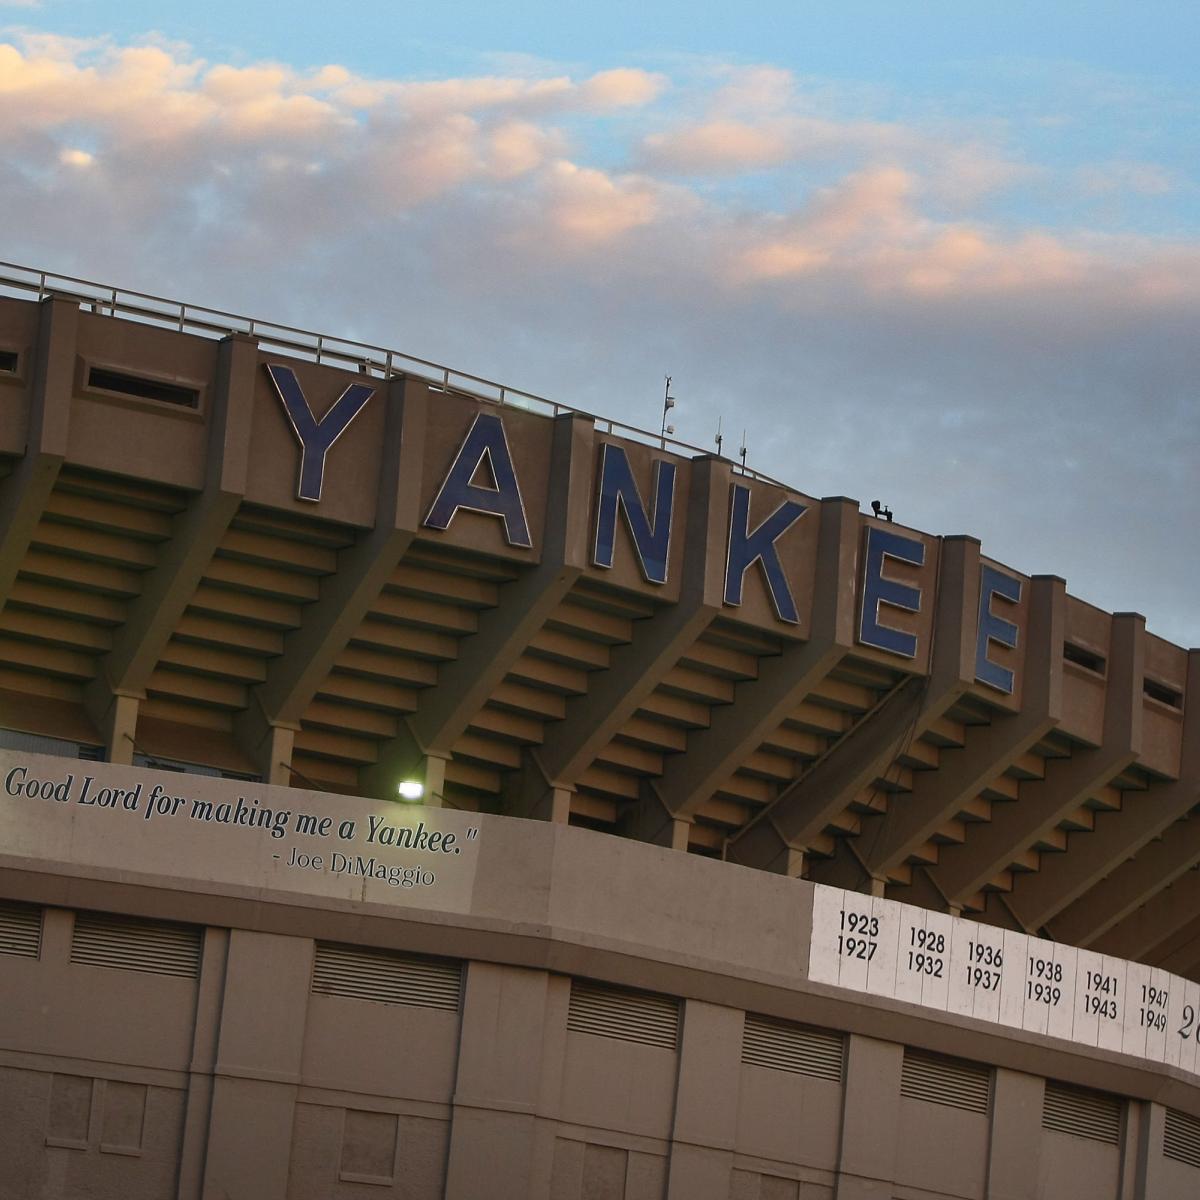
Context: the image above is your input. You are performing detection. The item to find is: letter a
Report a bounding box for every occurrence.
[424,412,532,547]
[265,364,376,502]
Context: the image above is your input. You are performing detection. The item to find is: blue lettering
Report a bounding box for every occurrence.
[859,526,924,658]
[423,412,532,547]
[592,444,676,584]
[975,565,1021,693]
[264,364,375,502]
[724,484,807,623]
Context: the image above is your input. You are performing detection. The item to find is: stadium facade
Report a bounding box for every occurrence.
[0,264,1196,1199]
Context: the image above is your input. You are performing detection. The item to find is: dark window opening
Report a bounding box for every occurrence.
[1063,641,1106,674]
[87,367,199,408]
[1144,678,1183,709]
[0,350,18,375]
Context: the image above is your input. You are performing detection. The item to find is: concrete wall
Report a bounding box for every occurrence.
[1,898,1197,1198]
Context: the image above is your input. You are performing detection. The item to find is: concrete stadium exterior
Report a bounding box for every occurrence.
[0,264,1196,1198]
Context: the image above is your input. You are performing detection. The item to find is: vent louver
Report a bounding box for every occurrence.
[741,1014,844,1081]
[1164,1108,1200,1169]
[900,1048,991,1114]
[567,980,679,1049]
[311,943,461,1011]
[1042,1081,1122,1143]
[0,901,42,959]
[70,911,201,978]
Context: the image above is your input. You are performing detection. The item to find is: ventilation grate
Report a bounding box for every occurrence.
[1164,1108,1200,1170]
[0,900,42,959]
[900,1048,991,1114]
[87,366,199,408]
[1042,1081,1122,1143]
[567,980,679,1049]
[312,943,461,1011]
[741,1014,844,1081]
[70,911,201,978]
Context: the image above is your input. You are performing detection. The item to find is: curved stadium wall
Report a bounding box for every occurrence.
[0,267,1196,1199]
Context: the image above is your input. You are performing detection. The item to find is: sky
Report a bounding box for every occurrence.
[1,2,1197,647]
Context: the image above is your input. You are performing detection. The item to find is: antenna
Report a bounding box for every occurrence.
[715,415,723,457]
[739,430,748,473]
[659,376,675,448]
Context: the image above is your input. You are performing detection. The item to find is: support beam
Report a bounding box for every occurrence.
[1012,650,1200,931]
[238,375,426,773]
[0,296,76,613]
[505,749,573,823]
[622,780,690,850]
[655,496,860,821]
[361,412,593,796]
[1145,911,1200,977]
[930,609,1144,909]
[730,536,986,872]
[1090,866,1200,962]
[537,456,727,789]
[1049,812,1200,948]
[821,575,1065,880]
[86,334,257,740]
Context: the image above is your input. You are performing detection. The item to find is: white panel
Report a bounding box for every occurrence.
[1163,969,1187,1070]
[1020,940,1059,1036]
[834,892,880,991]
[1121,961,1153,1058]
[1046,943,1079,1042]
[1175,978,1200,1076]
[948,919,1007,1020]
[1143,967,1173,1064]
[1096,956,1130,1055]
[807,883,845,986]
[892,902,929,1008]
[997,929,1029,1029]
[1073,949,1119,1049]
[864,893,900,998]
[919,909,955,1012]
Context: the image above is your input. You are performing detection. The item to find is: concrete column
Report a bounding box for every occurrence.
[263,723,296,787]
[834,1035,901,1200]
[200,931,313,1200]
[1126,1100,1168,1199]
[177,928,230,1200]
[443,962,563,1200]
[986,1068,1043,1199]
[666,1001,742,1200]
[103,692,140,766]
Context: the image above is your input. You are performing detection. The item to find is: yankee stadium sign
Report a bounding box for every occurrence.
[266,364,1023,695]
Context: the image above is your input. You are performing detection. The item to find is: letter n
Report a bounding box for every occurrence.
[265,364,375,501]
[592,444,676,584]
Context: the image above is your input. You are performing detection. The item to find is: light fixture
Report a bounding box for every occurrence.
[396,779,424,801]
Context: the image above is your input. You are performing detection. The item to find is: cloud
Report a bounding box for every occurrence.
[0,34,1196,644]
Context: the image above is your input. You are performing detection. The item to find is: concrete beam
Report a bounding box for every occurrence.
[0,296,77,613]
[827,575,1065,881]
[1012,651,1200,931]
[238,375,427,775]
[537,456,727,790]
[361,411,593,796]
[1091,865,1200,963]
[930,608,1144,909]
[1049,812,1200,949]
[655,496,860,821]
[731,537,986,873]
[86,334,257,742]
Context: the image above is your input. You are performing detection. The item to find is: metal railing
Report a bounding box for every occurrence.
[0,260,785,486]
